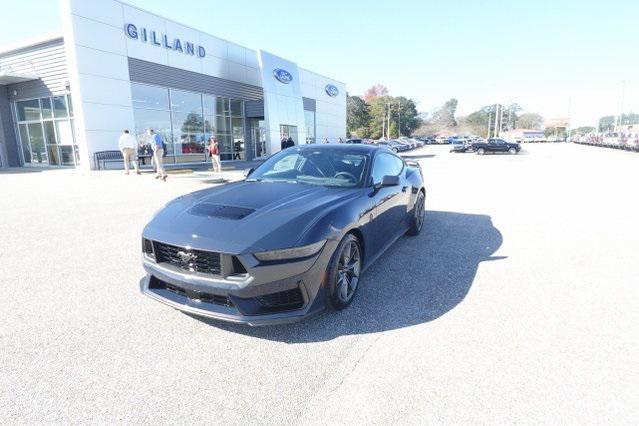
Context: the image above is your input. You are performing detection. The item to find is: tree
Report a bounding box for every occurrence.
[517,112,544,130]
[346,95,371,137]
[363,84,389,102]
[389,121,398,138]
[431,98,458,128]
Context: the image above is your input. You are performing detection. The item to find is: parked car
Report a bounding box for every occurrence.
[140,144,426,325]
[394,139,414,150]
[378,140,409,152]
[472,138,521,155]
[346,138,364,144]
[449,137,473,153]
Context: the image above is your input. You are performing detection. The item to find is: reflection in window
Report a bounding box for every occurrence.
[230,99,243,117]
[27,123,46,164]
[52,96,68,118]
[132,108,173,157]
[170,89,202,113]
[19,124,31,163]
[131,83,169,110]
[41,98,53,119]
[17,99,41,121]
[304,110,315,144]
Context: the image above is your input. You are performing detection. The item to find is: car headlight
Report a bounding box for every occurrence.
[254,240,326,262]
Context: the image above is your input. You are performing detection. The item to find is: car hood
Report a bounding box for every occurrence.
[143,181,361,254]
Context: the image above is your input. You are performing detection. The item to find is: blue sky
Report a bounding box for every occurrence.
[3,0,638,126]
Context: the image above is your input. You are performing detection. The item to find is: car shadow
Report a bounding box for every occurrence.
[196,210,504,342]
[401,154,436,159]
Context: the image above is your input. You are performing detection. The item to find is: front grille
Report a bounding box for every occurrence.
[152,278,233,307]
[257,288,304,311]
[153,241,222,275]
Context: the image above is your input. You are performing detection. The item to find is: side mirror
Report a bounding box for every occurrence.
[381,175,400,187]
[243,168,254,178]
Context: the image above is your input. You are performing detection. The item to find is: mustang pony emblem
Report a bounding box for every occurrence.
[176,251,197,270]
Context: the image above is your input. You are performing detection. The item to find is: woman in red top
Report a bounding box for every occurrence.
[208,136,221,173]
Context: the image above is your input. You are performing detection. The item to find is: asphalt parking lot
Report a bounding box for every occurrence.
[1,143,637,423]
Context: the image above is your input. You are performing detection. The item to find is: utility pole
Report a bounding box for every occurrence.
[567,98,572,139]
[493,104,500,138]
[387,102,392,138]
[398,100,401,137]
[487,112,492,139]
[614,80,626,132]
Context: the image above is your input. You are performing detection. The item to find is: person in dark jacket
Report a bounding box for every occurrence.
[280,136,288,151]
[286,137,295,148]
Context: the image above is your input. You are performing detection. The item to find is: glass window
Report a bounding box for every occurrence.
[132,108,173,157]
[27,123,47,164]
[19,124,31,163]
[131,83,169,110]
[44,121,57,144]
[304,110,315,144]
[47,145,60,165]
[203,94,217,116]
[216,116,230,134]
[60,145,75,165]
[216,97,230,115]
[230,99,243,117]
[52,96,68,118]
[371,153,404,184]
[170,90,202,113]
[55,120,74,145]
[17,99,41,121]
[217,134,233,161]
[41,98,53,119]
[250,150,368,187]
[172,112,206,162]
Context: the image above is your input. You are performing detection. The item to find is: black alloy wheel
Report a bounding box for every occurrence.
[327,234,362,310]
[407,191,425,236]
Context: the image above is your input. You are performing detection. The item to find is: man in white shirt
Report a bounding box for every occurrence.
[118,130,140,175]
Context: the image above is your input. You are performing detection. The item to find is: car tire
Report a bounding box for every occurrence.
[407,191,425,236]
[508,147,517,154]
[477,148,485,155]
[326,234,362,310]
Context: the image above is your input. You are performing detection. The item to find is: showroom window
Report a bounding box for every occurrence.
[14,95,78,166]
[131,82,245,163]
[304,110,316,144]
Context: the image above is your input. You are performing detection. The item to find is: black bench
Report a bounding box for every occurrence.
[94,150,123,170]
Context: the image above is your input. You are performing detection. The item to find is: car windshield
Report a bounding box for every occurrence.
[249,149,369,188]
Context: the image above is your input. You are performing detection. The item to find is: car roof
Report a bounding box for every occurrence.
[293,143,381,154]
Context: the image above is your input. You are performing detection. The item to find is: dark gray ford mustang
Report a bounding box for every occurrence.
[141,144,426,325]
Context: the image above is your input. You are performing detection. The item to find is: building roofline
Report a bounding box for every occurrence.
[0,32,64,57]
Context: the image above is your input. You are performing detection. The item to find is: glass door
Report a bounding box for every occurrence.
[251,119,267,159]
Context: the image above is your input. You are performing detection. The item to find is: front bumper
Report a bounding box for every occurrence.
[140,240,338,326]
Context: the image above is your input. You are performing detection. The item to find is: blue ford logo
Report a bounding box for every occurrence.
[273,68,293,84]
[325,84,339,97]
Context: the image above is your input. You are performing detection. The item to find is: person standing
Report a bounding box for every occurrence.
[323,137,329,144]
[280,136,288,151]
[208,136,221,173]
[286,137,294,148]
[118,130,140,175]
[150,129,167,181]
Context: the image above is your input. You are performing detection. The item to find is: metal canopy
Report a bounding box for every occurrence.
[0,72,39,85]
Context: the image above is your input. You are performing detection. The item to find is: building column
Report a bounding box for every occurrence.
[0,85,21,167]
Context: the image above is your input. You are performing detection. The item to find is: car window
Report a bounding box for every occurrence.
[371,153,404,185]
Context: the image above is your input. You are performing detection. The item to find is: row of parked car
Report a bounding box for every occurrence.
[573,133,639,152]
[345,137,426,153]
[449,137,521,155]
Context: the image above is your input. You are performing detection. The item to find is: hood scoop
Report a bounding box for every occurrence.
[188,203,255,220]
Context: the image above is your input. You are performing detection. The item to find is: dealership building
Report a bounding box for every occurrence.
[0,0,346,169]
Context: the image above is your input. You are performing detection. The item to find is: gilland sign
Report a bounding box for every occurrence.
[124,23,206,58]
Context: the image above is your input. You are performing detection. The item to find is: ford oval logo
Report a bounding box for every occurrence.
[273,68,293,84]
[325,84,339,97]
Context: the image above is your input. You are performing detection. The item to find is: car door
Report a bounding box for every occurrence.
[369,152,409,256]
